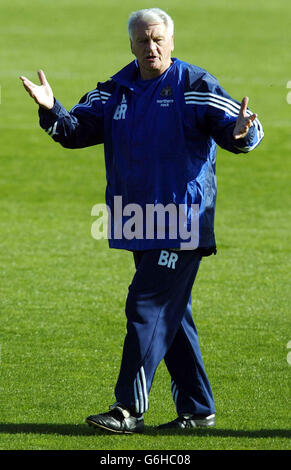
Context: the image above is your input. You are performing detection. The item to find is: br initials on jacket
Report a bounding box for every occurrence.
[113,94,127,120]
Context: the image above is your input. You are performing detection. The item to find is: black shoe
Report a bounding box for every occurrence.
[86,404,144,434]
[157,413,216,430]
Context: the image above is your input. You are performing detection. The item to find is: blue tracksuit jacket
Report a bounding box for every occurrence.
[39,58,264,252]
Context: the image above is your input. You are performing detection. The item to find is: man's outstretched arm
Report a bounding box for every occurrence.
[206,93,264,155]
[20,70,104,148]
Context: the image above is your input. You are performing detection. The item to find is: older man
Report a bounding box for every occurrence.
[20,8,263,434]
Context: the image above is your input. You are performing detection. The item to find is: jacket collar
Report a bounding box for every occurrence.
[111,60,139,90]
[111,58,178,91]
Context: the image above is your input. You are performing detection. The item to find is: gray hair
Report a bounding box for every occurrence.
[128,8,174,40]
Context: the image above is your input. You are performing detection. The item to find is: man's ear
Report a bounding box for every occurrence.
[130,38,135,55]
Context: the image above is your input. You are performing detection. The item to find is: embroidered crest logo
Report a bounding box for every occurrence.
[157,86,174,107]
[160,86,172,98]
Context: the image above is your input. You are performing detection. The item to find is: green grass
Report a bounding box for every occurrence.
[0,0,290,451]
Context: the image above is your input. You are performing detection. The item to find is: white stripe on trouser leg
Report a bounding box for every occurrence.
[136,374,144,413]
[134,379,140,413]
[140,366,148,412]
[171,380,179,405]
[133,367,148,414]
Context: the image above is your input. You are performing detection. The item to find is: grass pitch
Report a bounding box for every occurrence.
[0,0,290,451]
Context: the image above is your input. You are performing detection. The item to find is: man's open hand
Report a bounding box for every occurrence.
[233,96,257,140]
[20,70,54,110]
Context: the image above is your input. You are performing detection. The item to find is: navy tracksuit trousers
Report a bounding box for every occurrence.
[115,249,215,417]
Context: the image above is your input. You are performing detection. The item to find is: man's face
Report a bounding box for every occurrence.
[130,21,174,80]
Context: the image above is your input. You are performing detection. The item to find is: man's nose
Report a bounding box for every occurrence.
[145,39,156,53]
